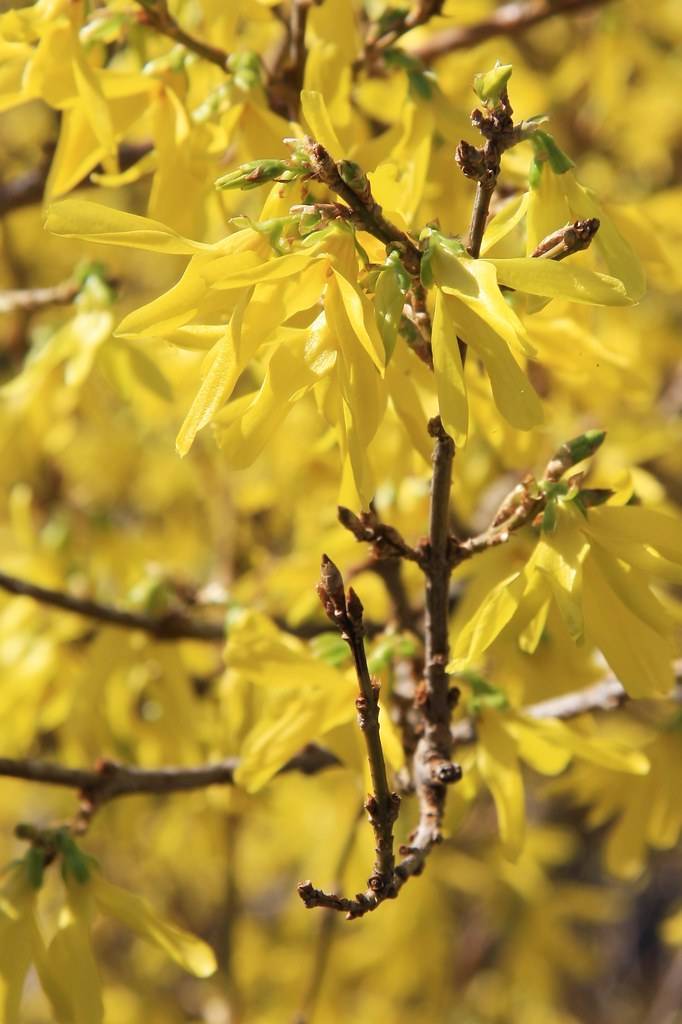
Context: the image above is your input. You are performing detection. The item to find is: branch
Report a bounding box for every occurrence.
[134,0,229,71]
[0,570,226,642]
[409,417,461,828]
[0,567,393,643]
[0,278,80,315]
[408,0,609,64]
[0,743,341,833]
[453,430,609,564]
[299,557,400,915]
[363,0,445,64]
[0,142,152,217]
[456,88,523,258]
[451,662,682,744]
[302,139,422,277]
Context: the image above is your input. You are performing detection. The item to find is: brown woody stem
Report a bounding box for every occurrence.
[0,570,226,642]
[300,557,399,915]
[303,140,422,276]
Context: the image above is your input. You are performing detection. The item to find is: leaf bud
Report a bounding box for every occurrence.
[473,62,512,108]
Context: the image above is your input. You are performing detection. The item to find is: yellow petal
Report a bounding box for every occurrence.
[449,571,525,670]
[175,316,241,456]
[91,873,216,978]
[488,258,632,306]
[477,710,525,859]
[45,199,214,255]
[583,548,674,698]
[443,291,542,430]
[431,289,468,445]
[301,89,343,159]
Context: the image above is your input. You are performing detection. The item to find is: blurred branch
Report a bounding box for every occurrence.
[0,142,152,216]
[408,0,609,64]
[2,667,680,816]
[363,0,445,62]
[0,743,341,832]
[134,0,229,70]
[451,661,682,744]
[0,568,391,642]
[267,0,320,120]
[0,278,80,315]
[0,569,227,642]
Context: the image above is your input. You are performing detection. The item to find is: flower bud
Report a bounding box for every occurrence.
[215,159,295,191]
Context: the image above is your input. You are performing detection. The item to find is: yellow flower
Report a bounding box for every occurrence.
[450,499,682,699]
[0,861,46,1023]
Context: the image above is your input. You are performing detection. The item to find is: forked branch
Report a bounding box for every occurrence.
[299,556,400,916]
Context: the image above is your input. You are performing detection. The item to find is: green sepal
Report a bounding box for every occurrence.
[541,499,557,533]
[24,847,47,890]
[57,834,93,885]
[531,130,575,174]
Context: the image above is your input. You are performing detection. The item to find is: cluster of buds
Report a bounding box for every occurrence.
[486,429,611,539]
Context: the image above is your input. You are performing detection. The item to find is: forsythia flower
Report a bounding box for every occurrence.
[0,835,216,1023]
[0,859,46,1022]
[450,501,682,698]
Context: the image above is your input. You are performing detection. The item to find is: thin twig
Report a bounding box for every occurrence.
[0,570,226,642]
[456,89,520,258]
[408,0,609,64]
[299,557,400,914]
